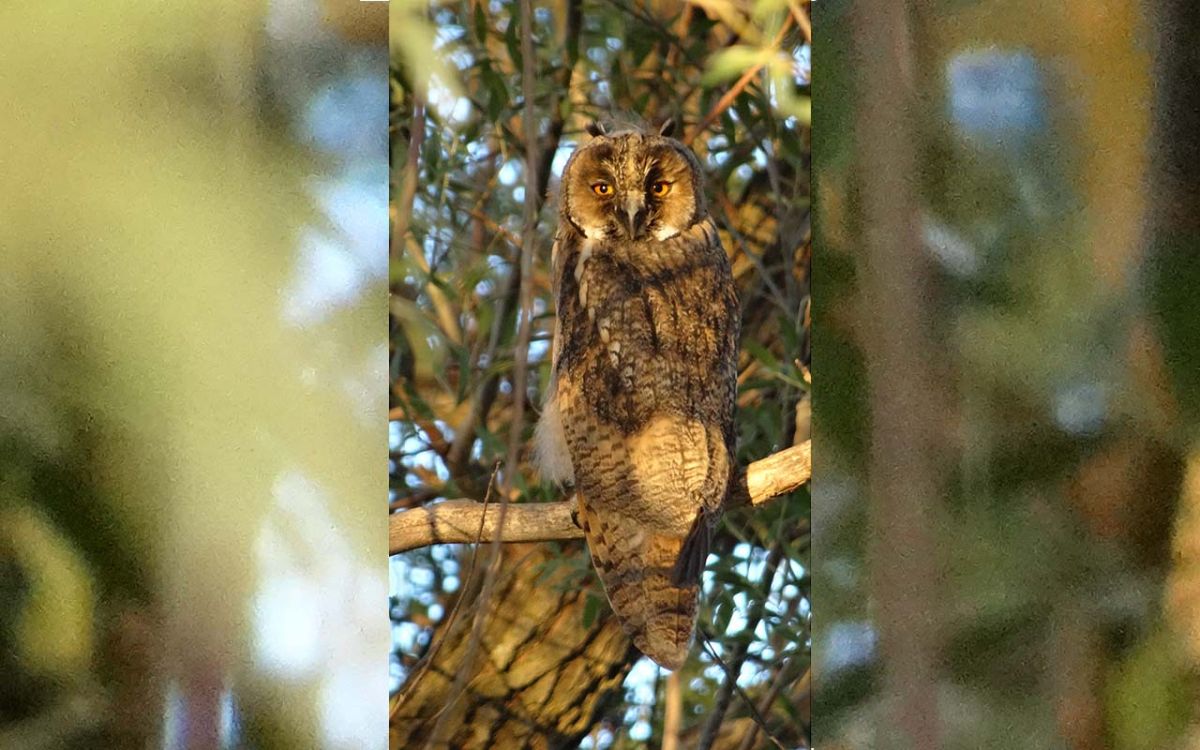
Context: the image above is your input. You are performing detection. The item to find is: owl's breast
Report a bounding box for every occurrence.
[555,235,736,435]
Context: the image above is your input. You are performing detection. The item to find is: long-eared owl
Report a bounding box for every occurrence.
[535,120,740,670]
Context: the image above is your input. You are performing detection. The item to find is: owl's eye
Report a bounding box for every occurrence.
[591,182,612,196]
[650,181,672,197]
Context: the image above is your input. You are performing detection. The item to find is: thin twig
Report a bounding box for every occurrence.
[445,275,512,475]
[502,0,541,500]
[685,15,794,146]
[389,486,442,512]
[599,0,698,65]
[735,660,807,750]
[406,233,463,345]
[390,391,450,457]
[697,631,789,750]
[540,0,582,197]
[462,207,523,250]
[787,0,811,44]
[444,0,580,491]
[697,546,784,750]
[716,192,791,315]
[687,66,763,147]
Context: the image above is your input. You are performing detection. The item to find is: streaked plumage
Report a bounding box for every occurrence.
[535,121,739,670]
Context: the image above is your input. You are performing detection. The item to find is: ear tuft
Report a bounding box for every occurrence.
[586,121,608,138]
[657,119,676,138]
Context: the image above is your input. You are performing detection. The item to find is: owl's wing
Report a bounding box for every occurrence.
[671,218,741,587]
[562,409,718,670]
[562,403,732,668]
[672,506,715,586]
[578,497,698,670]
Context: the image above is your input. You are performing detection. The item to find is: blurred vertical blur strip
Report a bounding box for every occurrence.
[1144,0,1200,422]
[1151,0,1200,725]
[852,1,943,748]
[814,0,1200,745]
[0,1,390,747]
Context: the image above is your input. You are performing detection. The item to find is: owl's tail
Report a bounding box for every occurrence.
[578,501,698,671]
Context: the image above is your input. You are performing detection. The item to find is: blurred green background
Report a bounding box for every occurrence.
[813,1,1200,748]
[0,1,389,747]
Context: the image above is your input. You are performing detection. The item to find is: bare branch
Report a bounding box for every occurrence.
[735,439,812,506]
[390,441,811,555]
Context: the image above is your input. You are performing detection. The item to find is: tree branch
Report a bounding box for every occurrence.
[390,441,811,555]
[392,95,425,263]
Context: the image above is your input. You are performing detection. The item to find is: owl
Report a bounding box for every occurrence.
[534,120,740,670]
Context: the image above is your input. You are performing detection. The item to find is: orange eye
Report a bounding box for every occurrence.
[651,181,672,196]
[591,182,611,196]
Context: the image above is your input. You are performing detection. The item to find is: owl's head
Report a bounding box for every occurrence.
[560,120,706,242]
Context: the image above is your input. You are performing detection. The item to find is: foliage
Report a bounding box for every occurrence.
[391,0,811,746]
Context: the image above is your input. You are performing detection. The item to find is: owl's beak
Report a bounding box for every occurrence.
[622,198,647,239]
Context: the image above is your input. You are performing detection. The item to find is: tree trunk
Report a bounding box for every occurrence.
[390,542,636,749]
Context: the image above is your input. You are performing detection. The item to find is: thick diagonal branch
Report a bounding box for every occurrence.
[390,440,810,555]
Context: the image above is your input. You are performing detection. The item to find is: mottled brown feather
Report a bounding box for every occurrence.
[578,501,697,669]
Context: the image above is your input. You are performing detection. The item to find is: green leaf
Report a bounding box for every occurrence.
[479,64,507,123]
[712,592,735,634]
[504,8,522,73]
[581,591,601,628]
[703,45,766,86]
[473,1,488,45]
[453,342,472,403]
[743,339,780,368]
[751,0,789,21]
